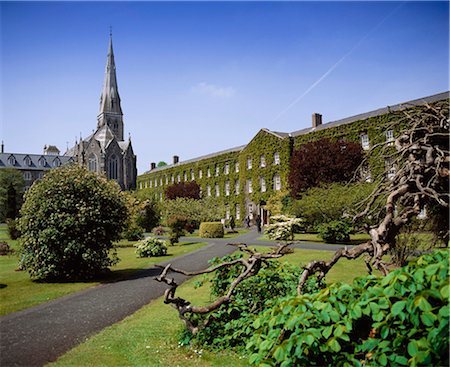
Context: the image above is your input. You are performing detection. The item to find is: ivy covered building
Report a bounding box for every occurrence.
[137,92,448,224]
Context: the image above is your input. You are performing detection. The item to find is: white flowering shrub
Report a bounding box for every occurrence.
[135,237,168,257]
[266,215,304,241]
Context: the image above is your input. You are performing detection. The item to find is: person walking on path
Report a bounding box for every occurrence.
[255,215,262,233]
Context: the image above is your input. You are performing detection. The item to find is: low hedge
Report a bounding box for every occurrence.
[199,222,224,238]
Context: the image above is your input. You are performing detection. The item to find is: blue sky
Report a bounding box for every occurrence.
[1,1,448,174]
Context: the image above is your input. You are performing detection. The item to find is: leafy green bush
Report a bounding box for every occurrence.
[18,165,128,281]
[186,254,302,351]
[167,215,187,245]
[135,237,167,257]
[248,250,449,367]
[266,215,304,241]
[318,220,351,243]
[199,222,224,238]
[6,218,20,240]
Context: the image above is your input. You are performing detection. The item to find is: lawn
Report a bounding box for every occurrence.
[50,247,374,367]
[0,241,206,316]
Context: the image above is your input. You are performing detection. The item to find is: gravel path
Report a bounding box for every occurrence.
[0,229,346,367]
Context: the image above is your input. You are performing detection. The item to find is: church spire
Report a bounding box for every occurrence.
[97,32,124,140]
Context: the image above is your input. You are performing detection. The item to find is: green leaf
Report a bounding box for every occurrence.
[327,338,341,352]
[414,296,432,312]
[322,325,333,339]
[407,340,419,357]
[273,346,285,362]
[304,334,315,346]
[420,312,436,327]
[440,284,449,299]
[392,300,406,316]
[394,355,408,365]
[378,353,388,366]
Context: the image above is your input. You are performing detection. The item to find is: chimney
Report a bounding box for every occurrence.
[312,113,322,128]
[173,155,179,164]
[1,141,4,153]
[151,162,156,170]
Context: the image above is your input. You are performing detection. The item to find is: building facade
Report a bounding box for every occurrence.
[137,92,448,223]
[65,35,137,190]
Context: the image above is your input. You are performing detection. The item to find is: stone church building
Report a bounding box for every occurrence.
[65,35,137,190]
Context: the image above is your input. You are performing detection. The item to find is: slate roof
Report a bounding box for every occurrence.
[0,153,74,171]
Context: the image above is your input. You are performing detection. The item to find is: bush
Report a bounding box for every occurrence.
[165,181,201,200]
[135,199,160,232]
[6,218,20,240]
[0,241,14,256]
[266,215,304,241]
[248,250,449,366]
[152,226,166,236]
[18,165,128,281]
[0,168,25,222]
[318,220,351,243]
[199,222,224,238]
[167,215,187,245]
[135,237,167,257]
[185,254,302,351]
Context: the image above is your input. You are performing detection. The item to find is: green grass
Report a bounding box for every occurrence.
[0,242,206,316]
[50,247,373,367]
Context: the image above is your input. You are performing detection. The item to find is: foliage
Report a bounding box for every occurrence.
[165,181,201,200]
[266,215,304,241]
[265,190,291,216]
[167,215,187,245]
[135,199,160,232]
[289,182,378,230]
[0,168,25,221]
[187,254,302,351]
[318,220,352,243]
[288,138,363,197]
[248,250,449,367]
[152,226,166,236]
[121,193,145,241]
[18,165,128,281]
[6,218,20,240]
[199,222,224,238]
[157,161,168,167]
[0,241,14,256]
[135,237,168,257]
[163,197,224,224]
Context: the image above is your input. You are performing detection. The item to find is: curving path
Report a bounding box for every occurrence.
[0,230,346,366]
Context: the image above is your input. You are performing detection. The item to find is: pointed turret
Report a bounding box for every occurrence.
[97,33,124,140]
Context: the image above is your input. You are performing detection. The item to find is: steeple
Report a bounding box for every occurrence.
[97,32,124,140]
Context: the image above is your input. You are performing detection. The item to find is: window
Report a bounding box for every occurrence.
[386,130,394,146]
[38,172,44,179]
[207,185,211,197]
[38,157,46,167]
[225,180,230,196]
[191,169,195,181]
[235,180,240,195]
[24,156,32,166]
[235,162,239,173]
[171,175,175,183]
[274,174,281,191]
[108,155,118,179]
[207,167,211,177]
[248,203,254,219]
[154,179,158,187]
[160,177,163,186]
[247,157,252,170]
[52,158,61,167]
[224,163,230,175]
[183,172,187,181]
[260,177,266,192]
[23,171,31,180]
[8,155,16,166]
[88,154,97,172]
[274,152,280,165]
[139,182,143,189]
[215,184,220,197]
[235,204,240,220]
[225,206,230,220]
[159,192,163,202]
[260,155,266,168]
[199,169,203,179]
[165,175,169,185]
[149,180,152,188]
[247,179,253,193]
[215,164,219,176]
[385,158,396,180]
[361,133,370,150]
[177,174,181,183]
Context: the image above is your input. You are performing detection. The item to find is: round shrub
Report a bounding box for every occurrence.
[18,165,128,281]
[199,222,224,238]
[318,220,351,243]
[135,237,167,257]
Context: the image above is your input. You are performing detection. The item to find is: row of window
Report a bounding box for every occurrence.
[88,153,119,180]
[22,171,45,181]
[6,155,61,168]
[361,130,394,150]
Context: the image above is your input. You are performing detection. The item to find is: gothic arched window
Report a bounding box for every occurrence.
[88,154,97,172]
[108,155,118,180]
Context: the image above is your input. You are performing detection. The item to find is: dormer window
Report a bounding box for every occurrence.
[52,157,61,167]
[38,157,47,167]
[8,155,16,166]
[24,156,32,167]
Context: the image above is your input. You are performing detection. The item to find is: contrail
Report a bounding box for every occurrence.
[270,1,406,125]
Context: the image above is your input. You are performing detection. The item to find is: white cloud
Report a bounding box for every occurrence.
[191,82,235,99]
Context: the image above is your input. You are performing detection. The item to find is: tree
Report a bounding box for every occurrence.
[165,181,200,200]
[0,168,25,221]
[288,138,363,198]
[162,197,224,224]
[157,161,168,167]
[18,165,128,281]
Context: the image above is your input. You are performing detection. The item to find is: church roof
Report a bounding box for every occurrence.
[94,124,116,151]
